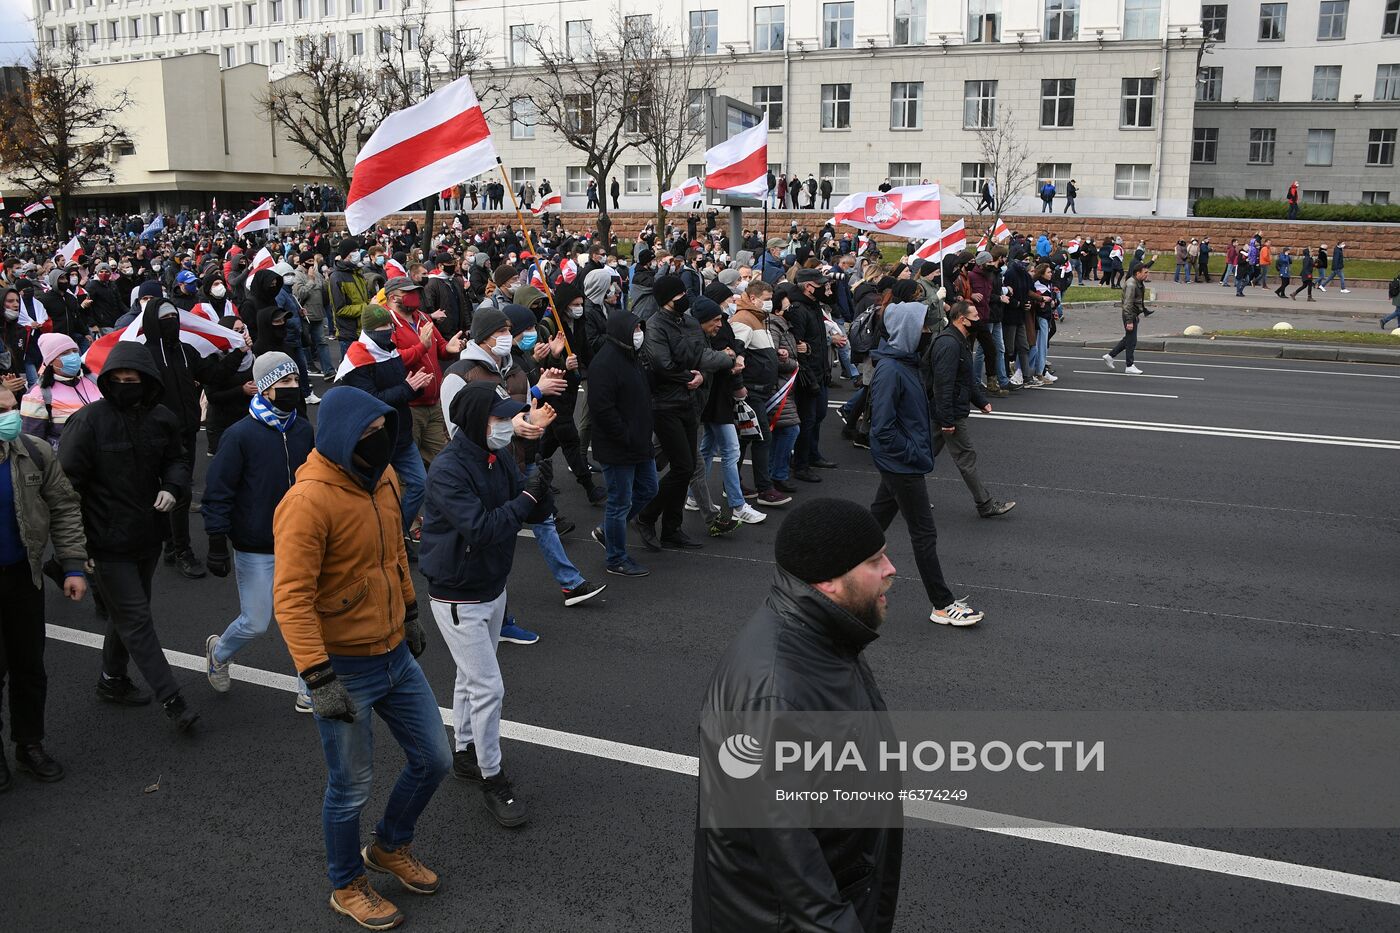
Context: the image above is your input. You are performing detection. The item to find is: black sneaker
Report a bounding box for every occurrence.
[481,770,528,827]
[811,459,839,470]
[162,692,200,732]
[14,743,64,782]
[586,486,607,506]
[590,526,606,549]
[773,479,798,494]
[554,517,576,537]
[96,674,152,706]
[708,517,740,537]
[633,519,661,552]
[173,548,207,579]
[852,435,871,450]
[561,580,606,607]
[793,470,822,483]
[606,559,650,577]
[453,744,483,783]
[661,530,703,549]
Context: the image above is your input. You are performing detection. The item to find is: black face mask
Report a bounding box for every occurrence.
[671,295,690,315]
[367,329,395,350]
[266,388,298,413]
[158,316,180,341]
[352,426,393,475]
[107,381,145,410]
[441,264,456,274]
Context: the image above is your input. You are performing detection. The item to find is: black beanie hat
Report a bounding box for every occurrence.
[775,498,886,584]
[652,274,686,308]
[471,307,510,344]
[703,282,734,307]
[691,296,723,324]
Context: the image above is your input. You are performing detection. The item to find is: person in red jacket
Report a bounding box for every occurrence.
[381,277,464,472]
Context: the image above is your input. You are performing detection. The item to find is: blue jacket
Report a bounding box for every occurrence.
[867,302,934,475]
[418,386,535,602]
[202,409,314,553]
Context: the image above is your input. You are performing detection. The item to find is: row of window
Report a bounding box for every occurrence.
[1189,187,1391,205]
[1191,126,1396,167]
[1197,64,1400,103]
[41,0,400,19]
[1203,0,1400,43]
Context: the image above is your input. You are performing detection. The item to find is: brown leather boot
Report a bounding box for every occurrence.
[330,875,403,929]
[363,838,440,894]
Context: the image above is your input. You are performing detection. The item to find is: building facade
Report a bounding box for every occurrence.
[33,0,1226,217]
[1189,0,1400,207]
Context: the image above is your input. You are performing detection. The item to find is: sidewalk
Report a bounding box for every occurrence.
[1145,279,1389,317]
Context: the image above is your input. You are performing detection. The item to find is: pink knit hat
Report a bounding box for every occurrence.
[36,333,78,367]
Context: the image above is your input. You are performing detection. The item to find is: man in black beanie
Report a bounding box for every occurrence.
[693,497,902,932]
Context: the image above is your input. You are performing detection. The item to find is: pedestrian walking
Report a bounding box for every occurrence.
[1103,261,1151,375]
[1291,248,1316,301]
[1381,274,1400,329]
[1221,239,1238,288]
[1062,178,1078,213]
[1273,248,1293,298]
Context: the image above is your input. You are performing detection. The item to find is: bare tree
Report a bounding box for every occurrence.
[0,35,132,234]
[517,22,640,244]
[259,39,375,195]
[620,15,723,228]
[961,109,1037,226]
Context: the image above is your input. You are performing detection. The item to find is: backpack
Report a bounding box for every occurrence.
[1389,275,1400,301]
[848,304,882,356]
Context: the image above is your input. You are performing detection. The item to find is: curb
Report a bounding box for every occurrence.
[1058,336,1400,364]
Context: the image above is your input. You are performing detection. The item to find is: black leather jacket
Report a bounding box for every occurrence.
[693,568,903,933]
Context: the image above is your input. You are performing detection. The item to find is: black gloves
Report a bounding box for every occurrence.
[522,466,549,505]
[207,535,231,578]
[301,662,356,723]
[404,600,427,658]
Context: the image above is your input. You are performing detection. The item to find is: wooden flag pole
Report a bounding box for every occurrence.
[496,159,574,358]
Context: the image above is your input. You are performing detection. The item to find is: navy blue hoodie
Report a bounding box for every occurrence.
[202,404,315,553]
[867,302,934,474]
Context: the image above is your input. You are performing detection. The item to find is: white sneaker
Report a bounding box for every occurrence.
[1010,371,1024,386]
[931,602,983,626]
[1316,285,1326,292]
[1041,372,1058,384]
[1102,353,1116,370]
[734,504,767,524]
[1125,364,1144,375]
[1340,289,1350,294]
[205,634,231,693]
[684,497,699,512]
[305,392,321,405]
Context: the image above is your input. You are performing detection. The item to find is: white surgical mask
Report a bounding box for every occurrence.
[492,333,513,357]
[69,275,79,286]
[761,299,773,313]
[568,304,584,319]
[210,283,227,298]
[151,262,162,271]
[487,420,515,450]
[632,330,644,350]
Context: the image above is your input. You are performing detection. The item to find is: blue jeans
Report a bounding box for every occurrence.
[389,442,426,534]
[215,550,308,692]
[1381,306,1400,328]
[600,461,659,565]
[1319,269,1345,289]
[769,423,800,481]
[1028,318,1051,376]
[1221,264,1236,286]
[307,319,334,373]
[522,463,585,589]
[315,643,451,889]
[973,322,1008,387]
[1174,261,1192,283]
[835,342,859,379]
[699,422,744,508]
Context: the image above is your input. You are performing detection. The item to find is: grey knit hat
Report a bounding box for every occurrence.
[253,351,298,393]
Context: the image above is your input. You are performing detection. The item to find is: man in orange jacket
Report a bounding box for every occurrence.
[273,384,451,930]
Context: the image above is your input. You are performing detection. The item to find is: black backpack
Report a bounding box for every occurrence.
[848,305,882,356]
[1389,275,1400,301]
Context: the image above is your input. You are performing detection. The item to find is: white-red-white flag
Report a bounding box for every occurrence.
[991,216,1010,243]
[385,258,408,279]
[832,184,941,239]
[23,199,49,216]
[42,196,54,210]
[1064,238,1080,254]
[346,75,498,235]
[83,310,245,374]
[0,192,5,212]
[913,221,966,263]
[249,246,276,274]
[57,235,84,265]
[529,191,562,215]
[236,199,272,235]
[703,116,768,199]
[661,177,704,212]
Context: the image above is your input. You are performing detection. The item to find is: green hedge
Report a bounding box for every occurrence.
[1193,197,1400,223]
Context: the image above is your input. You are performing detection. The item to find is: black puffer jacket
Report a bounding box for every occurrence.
[927,325,989,428]
[693,568,903,933]
[587,309,653,465]
[140,300,246,435]
[58,342,191,560]
[640,306,734,412]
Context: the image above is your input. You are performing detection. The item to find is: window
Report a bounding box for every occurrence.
[754,6,784,51]
[510,168,535,190]
[1201,3,1227,39]
[818,163,850,195]
[565,20,592,58]
[688,87,715,131]
[624,14,652,41]
[510,98,536,139]
[404,26,419,51]
[1123,0,1160,38]
[1254,66,1282,102]
[1197,66,1223,102]
[272,39,284,63]
[1189,186,1215,202]
[889,162,921,186]
[1044,0,1079,40]
[349,32,363,56]
[893,0,925,45]
[1259,2,1286,39]
[1378,65,1400,100]
[967,0,1000,42]
[173,10,186,33]
[348,0,361,11]
[221,45,236,67]
[1317,0,1347,38]
[129,16,141,37]
[151,14,161,36]
[690,164,708,182]
[963,80,997,129]
[320,0,334,14]
[562,168,587,198]
[376,0,389,10]
[960,163,990,196]
[753,86,783,130]
[624,89,653,134]
[1036,163,1072,193]
[1312,65,1341,101]
[1368,128,1397,165]
[624,165,652,196]
[323,34,337,56]
[1121,78,1156,127]
[510,25,535,65]
[244,2,255,25]
[822,2,854,48]
[268,0,282,20]
[1387,0,1400,36]
[107,20,119,41]
[689,10,718,54]
[1192,127,1219,163]
[1362,191,1390,205]
[294,0,307,19]
[86,22,98,43]
[1114,164,1151,199]
[1040,79,1075,128]
[890,82,922,130]
[821,84,851,129]
[1301,189,1329,204]
[1244,188,1271,199]
[565,93,594,133]
[1248,128,1276,163]
[219,5,231,28]
[245,42,258,63]
[376,28,391,51]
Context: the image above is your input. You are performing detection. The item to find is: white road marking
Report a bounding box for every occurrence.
[1052,355,1400,380]
[1071,370,1206,381]
[1037,386,1180,399]
[970,412,1400,450]
[44,623,1400,905]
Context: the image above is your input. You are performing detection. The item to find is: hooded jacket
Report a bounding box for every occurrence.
[929,324,989,429]
[58,342,191,559]
[140,300,244,435]
[202,397,315,553]
[329,258,372,342]
[867,302,934,474]
[418,385,534,602]
[628,264,660,322]
[581,268,613,363]
[272,386,414,674]
[587,309,654,464]
[693,568,902,933]
[247,268,285,349]
[642,305,735,413]
[729,305,778,398]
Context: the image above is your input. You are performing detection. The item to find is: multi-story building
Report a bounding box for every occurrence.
[1189,0,1400,207]
[34,0,1215,216]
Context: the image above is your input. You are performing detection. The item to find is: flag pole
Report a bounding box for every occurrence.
[496,158,573,358]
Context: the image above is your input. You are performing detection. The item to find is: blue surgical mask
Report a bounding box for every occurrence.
[518,332,538,351]
[57,352,82,377]
[0,411,21,442]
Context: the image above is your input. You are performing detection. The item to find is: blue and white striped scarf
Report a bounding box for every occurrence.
[249,393,295,432]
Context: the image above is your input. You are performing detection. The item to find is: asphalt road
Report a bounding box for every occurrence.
[5,345,1399,932]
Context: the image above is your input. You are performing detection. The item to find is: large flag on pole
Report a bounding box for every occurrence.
[528,191,562,215]
[703,116,768,199]
[140,214,166,241]
[23,198,50,217]
[990,216,1011,242]
[57,235,84,265]
[249,246,276,274]
[83,309,245,375]
[912,221,967,263]
[831,184,941,239]
[346,75,498,236]
[661,177,704,211]
[236,199,272,235]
